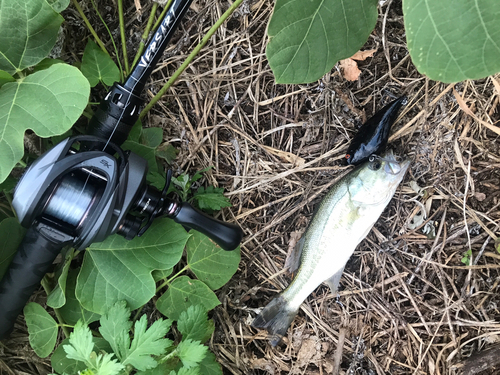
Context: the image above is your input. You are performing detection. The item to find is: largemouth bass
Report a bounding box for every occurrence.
[252,150,410,345]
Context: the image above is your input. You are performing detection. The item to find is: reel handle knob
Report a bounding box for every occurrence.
[172,202,243,251]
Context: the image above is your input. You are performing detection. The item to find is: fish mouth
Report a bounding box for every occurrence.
[380,150,411,176]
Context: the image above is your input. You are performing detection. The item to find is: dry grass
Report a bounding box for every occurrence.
[2,0,500,374]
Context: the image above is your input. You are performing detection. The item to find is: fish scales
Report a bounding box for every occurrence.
[252,150,410,346]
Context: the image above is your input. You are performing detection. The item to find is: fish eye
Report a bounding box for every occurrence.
[369,160,382,171]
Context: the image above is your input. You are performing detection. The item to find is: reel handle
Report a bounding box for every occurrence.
[0,223,72,340]
[172,202,243,251]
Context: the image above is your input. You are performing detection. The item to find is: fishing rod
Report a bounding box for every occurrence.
[0,0,243,339]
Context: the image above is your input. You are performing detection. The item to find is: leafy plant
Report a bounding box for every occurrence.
[38,301,219,374]
[266,0,500,83]
[461,248,473,266]
[0,0,244,373]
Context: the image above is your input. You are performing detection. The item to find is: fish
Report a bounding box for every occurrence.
[251,150,410,345]
[345,96,407,165]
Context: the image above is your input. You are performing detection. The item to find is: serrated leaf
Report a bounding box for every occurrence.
[93,352,124,375]
[76,218,189,314]
[156,276,221,320]
[176,367,200,375]
[186,231,240,290]
[0,0,63,74]
[63,320,94,363]
[404,0,500,82]
[266,0,378,83]
[51,338,88,374]
[81,39,120,87]
[52,338,112,375]
[121,315,173,370]
[192,186,232,211]
[0,218,25,279]
[176,339,208,369]
[98,301,132,361]
[47,249,74,308]
[140,127,164,148]
[24,302,58,358]
[177,305,214,343]
[0,70,14,88]
[198,351,222,375]
[58,268,101,325]
[0,63,90,183]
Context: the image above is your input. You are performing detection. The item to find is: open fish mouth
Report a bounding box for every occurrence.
[369,152,410,175]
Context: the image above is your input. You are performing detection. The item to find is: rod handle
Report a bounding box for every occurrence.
[0,224,71,340]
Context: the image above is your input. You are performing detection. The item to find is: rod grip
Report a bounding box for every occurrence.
[0,224,71,340]
[173,202,243,251]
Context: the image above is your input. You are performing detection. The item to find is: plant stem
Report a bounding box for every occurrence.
[40,276,71,338]
[151,0,173,31]
[139,0,244,118]
[90,0,124,81]
[71,0,108,54]
[117,0,130,75]
[131,2,159,69]
[156,265,189,292]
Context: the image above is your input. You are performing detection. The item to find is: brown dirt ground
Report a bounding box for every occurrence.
[2,0,500,374]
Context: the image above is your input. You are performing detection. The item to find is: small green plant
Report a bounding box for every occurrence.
[266,0,500,84]
[461,249,473,266]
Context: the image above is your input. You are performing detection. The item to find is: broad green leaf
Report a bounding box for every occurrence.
[404,0,500,82]
[0,70,14,88]
[153,268,173,282]
[0,63,90,183]
[176,339,208,369]
[52,338,112,374]
[129,119,142,142]
[156,276,220,320]
[177,305,215,343]
[32,58,64,73]
[186,231,240,290]
[24,302,58,358]
[81,39,120,87]
[122,140,159,176]
[177,368,200,375]
[191,186,232,211]
[156,143,178,164]
[141,127,164,148]
[0,218,25,279]
[0,0,63,74]
[47,0,71,13]
[198,351,223,375]
[58,268,101,325]
[76,219,190,314]
[47,248,74,308]
[266,0,378,83]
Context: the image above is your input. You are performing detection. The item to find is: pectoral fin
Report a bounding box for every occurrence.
[324,265,345,295]
[284,236,304,275]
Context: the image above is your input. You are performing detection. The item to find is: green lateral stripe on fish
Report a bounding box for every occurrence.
[251,150,410,346]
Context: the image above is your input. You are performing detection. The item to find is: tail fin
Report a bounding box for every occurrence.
[251,294,299,346]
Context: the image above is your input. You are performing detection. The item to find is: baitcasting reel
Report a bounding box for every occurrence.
[0,0,243,339]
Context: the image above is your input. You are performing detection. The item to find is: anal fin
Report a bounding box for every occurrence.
[324,265,345,295]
